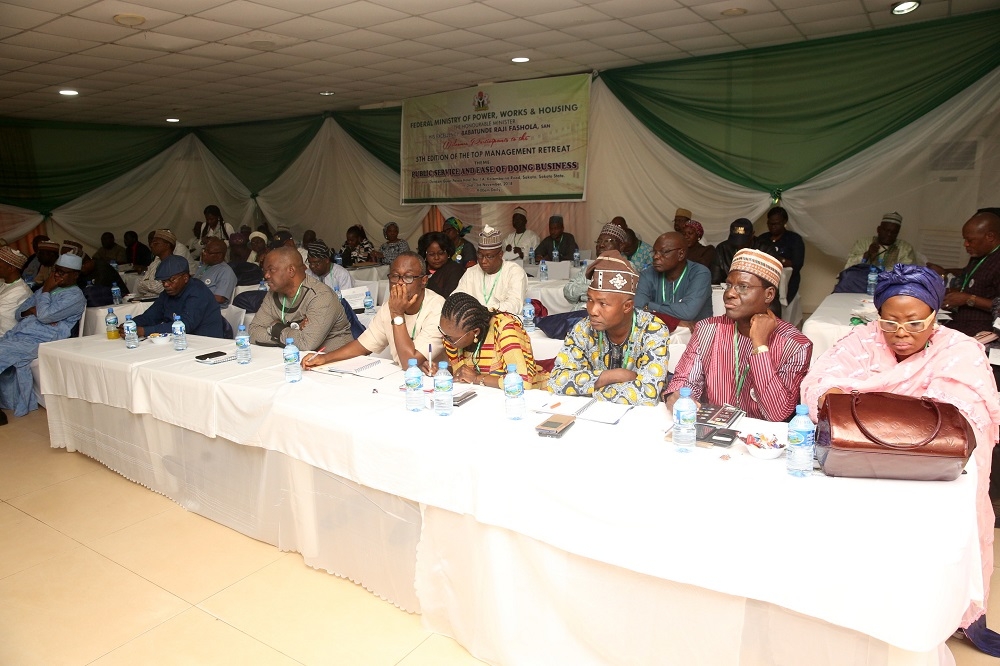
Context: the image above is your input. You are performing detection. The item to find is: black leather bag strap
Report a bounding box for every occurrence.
[850,391,942,449]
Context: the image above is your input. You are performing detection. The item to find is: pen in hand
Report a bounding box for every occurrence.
[303,347,326,368]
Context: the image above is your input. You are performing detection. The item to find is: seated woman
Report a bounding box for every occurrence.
[681,220,716,271]
[439,291,541,388]
[341,225,377,267]
[418,232,465,299]
[379,222,410,266]
[802,264,1000,653]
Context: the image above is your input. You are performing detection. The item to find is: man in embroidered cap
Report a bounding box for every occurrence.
[60,240,84,257]
[134,229,179,299]
[664,248,811,421]
[129,255,225,338]
[635,231,713,328]
[503,206,541,261]
[564,221,632,309]
[443,217,477,268]
[455,225,528,315]
[548,250,669,405]
[305,240,354,293]
[0,247,31,336]
[0,252,86,423]
[534,214,578,262]
[673,208,693,233]
[712,219,755,284]
[844,211,916,270]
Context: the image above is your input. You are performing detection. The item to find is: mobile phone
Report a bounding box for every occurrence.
[195,351,236,364]
[454,390,477,406]
[536,414,576,438]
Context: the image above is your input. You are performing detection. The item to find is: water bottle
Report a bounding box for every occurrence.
[258,279,268,291]
[433,361,453,416]
[123,315,138,349]
[672,387,697,452]
[866,265,878,296]
[334,251,343,266]
[552,246,560,263]
[171,314,187,350]
[787,404,816,477]
[521,298,536,333]
[110,282,122,305]
[283,337,301,382]
[333,285,341,302]
[404,358,423,412]
[539,260,548,282]
[363,289,376,315]
[572,248,580,268]
[109,260,118,271]
[503,364,525,420]
[527,246,535,265]
[105,308,120,340]
[235,324,251,364]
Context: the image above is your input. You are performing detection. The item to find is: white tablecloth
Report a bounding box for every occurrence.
[802,293,873,359]
[526,278,575,315]
[82,301,152,336]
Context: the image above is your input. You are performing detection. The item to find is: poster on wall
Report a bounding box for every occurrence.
[401,73,590,204]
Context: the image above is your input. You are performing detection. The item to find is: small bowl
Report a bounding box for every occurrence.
[148,333,171,345]
[743,433,786,460]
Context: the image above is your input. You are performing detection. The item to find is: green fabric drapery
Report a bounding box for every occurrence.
[600,10,1000,192]
[331,108,402,173]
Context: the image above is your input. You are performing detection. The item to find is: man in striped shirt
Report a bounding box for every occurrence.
[663,249,812,422]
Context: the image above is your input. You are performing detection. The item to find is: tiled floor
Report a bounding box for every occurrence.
[0,409,484,666]
[3,408,1000,665]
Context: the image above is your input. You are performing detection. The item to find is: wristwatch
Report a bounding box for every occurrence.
[392,315,404,326]
[754,344,769,354]
[967,296,976,308]
[289,322,300,330]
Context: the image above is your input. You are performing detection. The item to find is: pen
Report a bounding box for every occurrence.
[305,347,326,363]
[550,402,561,409]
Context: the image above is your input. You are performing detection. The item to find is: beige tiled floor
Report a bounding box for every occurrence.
[3,408,1000,665]
[0,409,485,666]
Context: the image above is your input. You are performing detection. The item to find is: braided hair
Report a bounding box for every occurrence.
[441,292,492,343]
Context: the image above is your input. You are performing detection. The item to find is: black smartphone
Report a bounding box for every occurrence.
[196,351,227,361]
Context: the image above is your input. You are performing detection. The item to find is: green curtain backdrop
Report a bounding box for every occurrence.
[331,108,402,173]
[600,10,1000,193]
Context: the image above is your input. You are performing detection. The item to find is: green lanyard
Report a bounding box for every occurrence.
[409,302,422,338]
[280,283,303,324]
[483,264,503,306]
[660,263,688,304]
[961,244,1000,290]
[733,328,750,399]
[599,311,636,370]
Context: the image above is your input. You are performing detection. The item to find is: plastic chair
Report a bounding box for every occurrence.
[222,305,246,337]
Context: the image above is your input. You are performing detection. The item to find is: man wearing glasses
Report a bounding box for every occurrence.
[455,226,528,316]
[0,253,86,423]
[303,252,443,372]
[194,238,237,309]
[635,232,712,329]
[128,255,225,339]
[664,249,812,422]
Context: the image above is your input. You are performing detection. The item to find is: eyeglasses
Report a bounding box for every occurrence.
[478,251,503,261]
[437,325,472,346]
[652,248,682,257]
[388,273,424,284]
[160,272,187,286]
[876,311,936,333]
[723,282,764,296]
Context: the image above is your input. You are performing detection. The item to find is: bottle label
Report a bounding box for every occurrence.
[435,378,453,392]
[504,379,524,399]
[236,337,250,349]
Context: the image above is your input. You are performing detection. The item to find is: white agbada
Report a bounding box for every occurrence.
[455,261,528,315]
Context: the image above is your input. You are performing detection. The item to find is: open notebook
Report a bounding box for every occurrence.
[526,393,631,425]
[314,356,399,379]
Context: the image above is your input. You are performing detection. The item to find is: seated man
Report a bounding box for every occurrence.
[673,207,693,233]
[635,232,712,327]
[754,206,804,301]
[534,215,578,262]
[305,240,354,292]
[22,239,60,290]
[711,219,754,284]
[77,254,130,296]
[0,253,86,422]
[0,247,31,336]
[624,228,653,271]
[248,246,352,351]
[564,222,631,309]
[548,251,669,405]
[124,230,153,270]
[134,230,180,299]
[303,252,443,371]
[226,233,264,286]
[193,238,237,309]
[93,232,127,265]
[503,207,541,260]
[455,226,528,315]
[930,210,1000,337]
[664,249,812,422]
[844,212,916,270]
[129,255,225,338]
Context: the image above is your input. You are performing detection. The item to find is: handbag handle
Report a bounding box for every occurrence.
[850,391,942,449]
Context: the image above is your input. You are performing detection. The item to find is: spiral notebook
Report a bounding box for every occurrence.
[527,394,631,425]
[316,356,399,379]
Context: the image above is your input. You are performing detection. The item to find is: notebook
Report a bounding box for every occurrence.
[527,393,631,425]
[315,356,399,379]
[696,404,745,428]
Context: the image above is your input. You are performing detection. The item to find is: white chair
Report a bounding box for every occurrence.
[778,267,803,328]
[222,305,246,337]
[233,284,259,298]
[546,261,572,280]
[341,286,370,311]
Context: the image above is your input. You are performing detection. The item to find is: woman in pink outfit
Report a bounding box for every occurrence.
[802,264,1000,654]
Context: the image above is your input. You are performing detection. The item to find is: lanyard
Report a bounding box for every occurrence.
[280,283,303,324]
[512,232,524,248]
[483,264,503,306]
[453,242,464,262]
[962,244,1000,290]
[733,328,750,399]
[409,302,423,338]
[600,311,636,370]
[660,263,688,304]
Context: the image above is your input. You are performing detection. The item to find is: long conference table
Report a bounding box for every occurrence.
[39,335,981,666]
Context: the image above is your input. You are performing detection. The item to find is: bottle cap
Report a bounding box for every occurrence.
[125,315,132,320]
[796,404,809,415]
[525,298,531,303]
[407,358,417,366]
[679,387,692,397]
[286,337,294,344]
[507,364,517,372]
[438,361,448,369]
[238,324,245,331]
[107,308,114,313]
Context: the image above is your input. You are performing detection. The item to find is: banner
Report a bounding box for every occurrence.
[401,74,590,204]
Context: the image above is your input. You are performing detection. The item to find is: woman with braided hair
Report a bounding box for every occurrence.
[438,291,541,388]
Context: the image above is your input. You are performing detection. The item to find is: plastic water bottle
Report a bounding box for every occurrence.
[235,324,251,364]
[123,315,138,349]
[333,285,341,302]
[672,387,697,452]
[283,337,301,382]
[258,279,267,291]
[527,246,535,265]
[552,246,560,263]
[866,265,878,296]
[110,282,122,305]
[171,314,187,350]
[404,358,423,412]
[539,260,548,282]
[363,289,375,315]
[787,404,816,477]
[504,364,525,420]
[433,361,453,416]
[109,260,118,271]
[105,308,120,339]
[334,251,343,266]
[572,248,580,268]
[521,298,536,333]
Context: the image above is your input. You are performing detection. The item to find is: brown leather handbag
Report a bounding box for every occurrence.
[815,391,975,481]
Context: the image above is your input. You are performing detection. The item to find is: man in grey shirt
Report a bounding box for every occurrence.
[193,238,238,308]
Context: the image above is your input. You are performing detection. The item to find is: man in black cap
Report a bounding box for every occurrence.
[127,255,225,338]
[712,219,755,284]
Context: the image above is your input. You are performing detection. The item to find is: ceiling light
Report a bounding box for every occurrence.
[891,1,920,14]
[319,91,335,96]
[113,13,146,27]
[59,89,78,96]
[720,8,748,16]
[166,118,180,123]
[511,57,530,63]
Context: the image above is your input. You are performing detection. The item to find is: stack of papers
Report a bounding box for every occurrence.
[315,356,399,379]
